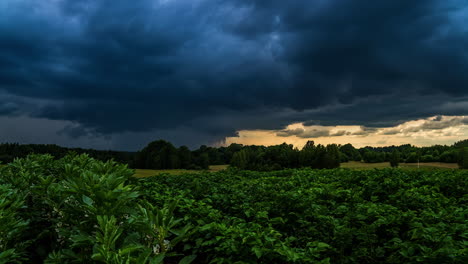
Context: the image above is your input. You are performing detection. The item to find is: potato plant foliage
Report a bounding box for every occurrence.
[0,154,467,263]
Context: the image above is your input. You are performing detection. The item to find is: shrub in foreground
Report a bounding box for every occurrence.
[0,154,193,264]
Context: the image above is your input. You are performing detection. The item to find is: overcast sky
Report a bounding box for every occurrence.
[1,0,467,150]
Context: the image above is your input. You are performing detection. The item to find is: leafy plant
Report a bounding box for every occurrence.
[1,154,466,263]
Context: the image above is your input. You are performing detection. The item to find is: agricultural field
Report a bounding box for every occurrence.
[134,162,458,178]
[134,165,229,178]
[0,154,466,263]
[341,161,459,170]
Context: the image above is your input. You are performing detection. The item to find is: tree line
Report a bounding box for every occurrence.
[0,143,135,166]
[1,139,467,170]
[230,141,341,170]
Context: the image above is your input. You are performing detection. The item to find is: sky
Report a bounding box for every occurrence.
[0,0,467,151]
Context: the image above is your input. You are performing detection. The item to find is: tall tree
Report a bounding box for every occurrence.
[340,143,361,161]
[299,141,316,167]
[136,140,179,169]
[324,144,341,169]
[458,147,468,169]
[389,150,400,168]
[178,146,192,169]
[231,149,250,170]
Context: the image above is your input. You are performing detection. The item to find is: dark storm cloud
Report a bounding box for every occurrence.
[0,0,467,148]
[57,124,109,139]
[57,125,92,139]
[0,102,18,115]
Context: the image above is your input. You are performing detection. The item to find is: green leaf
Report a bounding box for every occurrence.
[82,195,94,206]
[119,245,143,255]
[253,247,263,258]
[179,255,197,264]
[150,254,165,264]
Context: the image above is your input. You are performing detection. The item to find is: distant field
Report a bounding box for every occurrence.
[134,164,229,178]
[134,162,460,178]
[2,162,459,178]
[341,161,459,169]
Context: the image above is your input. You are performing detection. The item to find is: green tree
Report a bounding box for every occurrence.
[136,140,179,169]
[458,147,468,169]
[340,143,361,161]
[405,152,419,163]
[178,146,192,169]
[198,153,210,169]
[389,150,400,167]
[324,144,341,169]
[299,141,316,167]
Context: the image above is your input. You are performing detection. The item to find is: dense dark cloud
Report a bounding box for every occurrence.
[0,0,467,149]
[0,102,17,115]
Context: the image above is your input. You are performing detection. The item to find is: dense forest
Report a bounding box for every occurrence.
[1,139,468,170]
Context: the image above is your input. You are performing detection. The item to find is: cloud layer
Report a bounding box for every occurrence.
[1,0,467,149]
[276,116,468,139]
[228,116,468,148]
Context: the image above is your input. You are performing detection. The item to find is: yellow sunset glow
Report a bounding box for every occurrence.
[225,116,468,148]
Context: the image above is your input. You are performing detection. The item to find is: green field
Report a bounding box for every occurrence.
[134,162,459,177]
[1,154,466,263]
[341,161,458,169]
[134,164,229,177]
[4,162,460,179]
[140,166,467,263]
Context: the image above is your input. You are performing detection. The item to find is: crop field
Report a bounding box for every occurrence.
[0,154,466,263]
[341,161,458,170]
[134,165,229,177]
[134,162,458,178]
[3,162,458,179]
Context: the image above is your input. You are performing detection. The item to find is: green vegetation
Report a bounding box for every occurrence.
[341,161,458,170]
[135,140,212,170]
[2,139,468,172]
[230,141,341,170]
[134,162,458,178]
[139,166,468,263]
[0,154,193,263]
[458,147,468,169]
[134,165,228,178]
[389,150,400,168]
[0,143,135,166]
[1,154,466,263]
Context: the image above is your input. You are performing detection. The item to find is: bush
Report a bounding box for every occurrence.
[0,154,193,263]
[0,184,29,263]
